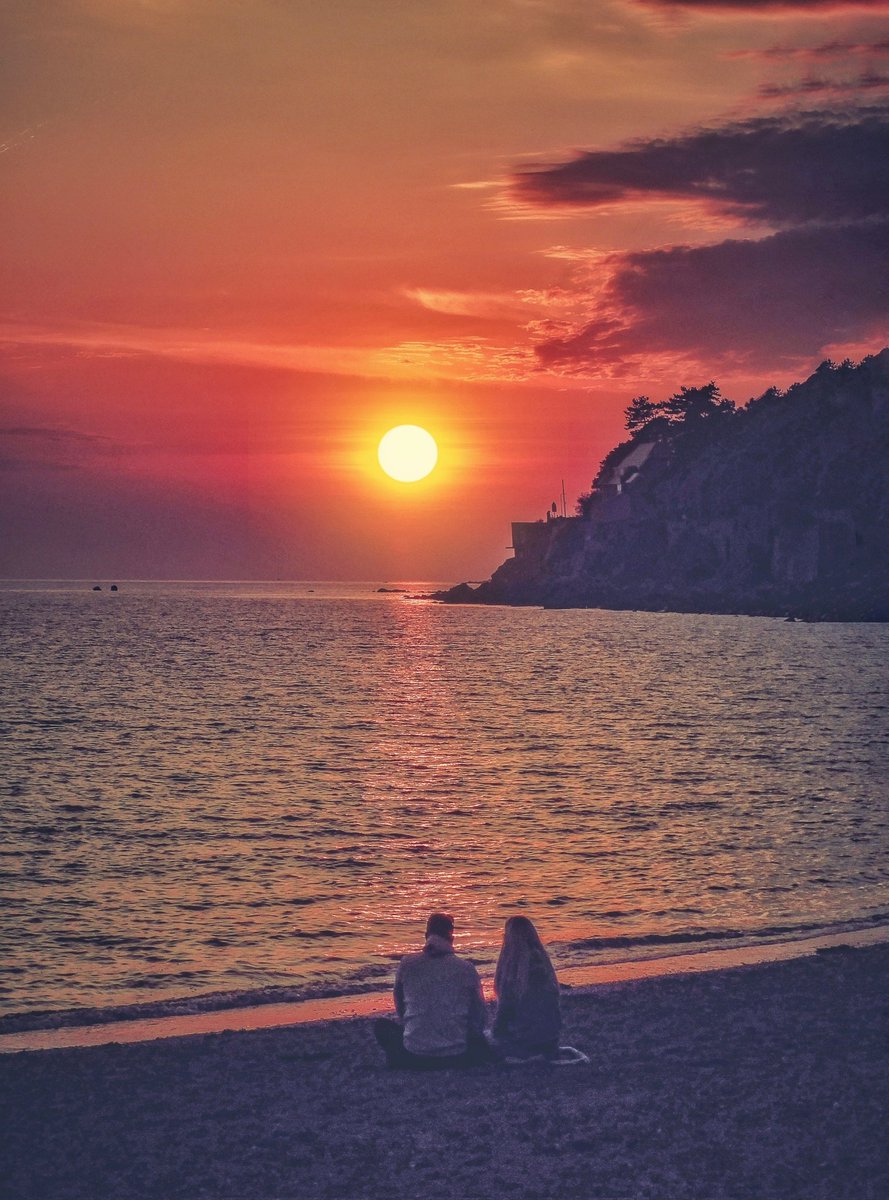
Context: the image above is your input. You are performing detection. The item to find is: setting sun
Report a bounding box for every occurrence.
[377,425,438,483]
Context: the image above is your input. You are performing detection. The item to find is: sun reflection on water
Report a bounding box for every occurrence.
[2,585,888,1014]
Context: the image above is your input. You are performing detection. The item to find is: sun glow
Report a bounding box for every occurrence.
[377,425,439,482]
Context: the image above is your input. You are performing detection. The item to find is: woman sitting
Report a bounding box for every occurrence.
[491,915,561,1061]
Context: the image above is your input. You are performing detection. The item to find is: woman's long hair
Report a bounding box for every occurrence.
[494,916,558,1001]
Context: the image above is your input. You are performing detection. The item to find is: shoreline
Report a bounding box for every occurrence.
[3,943,888,1199]
[3,923,887,1055]
[430,582,889,623]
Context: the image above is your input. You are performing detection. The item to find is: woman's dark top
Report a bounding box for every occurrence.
[492,960,561,1056]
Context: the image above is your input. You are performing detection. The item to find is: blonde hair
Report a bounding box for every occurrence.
[494,916,557,1001]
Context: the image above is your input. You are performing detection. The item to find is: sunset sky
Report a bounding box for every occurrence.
[3,0,888,581]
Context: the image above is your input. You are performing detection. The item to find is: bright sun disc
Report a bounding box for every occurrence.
[378,425,438,482]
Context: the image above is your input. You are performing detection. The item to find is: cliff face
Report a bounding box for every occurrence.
[443,352,889,620]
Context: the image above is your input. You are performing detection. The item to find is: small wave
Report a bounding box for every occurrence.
[53,933,154,949]
[565,913,889,956]
[3,917,889,1037]
[658,799,722,813]
[568,928,747,953]
[292,929,349,940]
[585,909,647,920]
[0,977,393,1034]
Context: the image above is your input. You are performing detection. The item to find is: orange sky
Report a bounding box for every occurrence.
[2,0,888,580]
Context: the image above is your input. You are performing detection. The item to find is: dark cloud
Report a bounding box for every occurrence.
[0,425,107,443]
[513,107,889,226]
[0,455,80,472]
[537,220,889,368]
[758,73,889,99]
[0,424,109,471]
[519,99,889,372]
[637,1,889,10]
[727,39,889,60]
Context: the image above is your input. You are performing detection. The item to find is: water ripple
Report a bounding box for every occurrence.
[1,581,888,1017]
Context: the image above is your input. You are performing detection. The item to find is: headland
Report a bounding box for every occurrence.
[435,353,889,621]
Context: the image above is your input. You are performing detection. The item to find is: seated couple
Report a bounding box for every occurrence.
[374,912,582,1069]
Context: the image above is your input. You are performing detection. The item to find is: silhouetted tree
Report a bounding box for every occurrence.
[661,383,735,425]
[746,385,783,413]
[624,395,658,433]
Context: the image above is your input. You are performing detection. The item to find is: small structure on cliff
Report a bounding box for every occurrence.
[511,487,576,563]
[511,513,572,563]
[594,440,658,496]
[511,520,551,563]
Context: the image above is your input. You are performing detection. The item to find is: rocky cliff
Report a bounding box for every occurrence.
[438,352,889,620]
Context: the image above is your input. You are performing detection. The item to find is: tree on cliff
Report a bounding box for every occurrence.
[625,395,657,433]
[624,383,735,437]
[661,383,735,425]
[445,350,889,620]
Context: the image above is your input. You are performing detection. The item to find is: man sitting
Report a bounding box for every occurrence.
[373,912,489,1069]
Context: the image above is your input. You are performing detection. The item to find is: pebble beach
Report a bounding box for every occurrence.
[3,943,888,1200]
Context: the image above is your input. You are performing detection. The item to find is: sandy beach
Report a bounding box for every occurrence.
[3,943,888,1200]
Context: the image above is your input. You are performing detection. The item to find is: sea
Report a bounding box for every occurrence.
[2,580,888,1030]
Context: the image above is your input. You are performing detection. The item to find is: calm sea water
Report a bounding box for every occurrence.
[2,581,888,1023]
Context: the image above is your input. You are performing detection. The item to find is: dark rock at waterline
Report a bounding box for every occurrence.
[429,582,480,604]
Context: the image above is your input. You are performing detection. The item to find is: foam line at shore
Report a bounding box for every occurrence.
[2,924,887,1055]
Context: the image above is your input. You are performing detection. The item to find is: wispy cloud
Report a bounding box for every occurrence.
[757,72,889,99]
[0,324,382,377]
[0,423,113,472]
[404,288,535,320]
[373,338,535,382]
[0,123,47,155]
[725,38,889,61]
[0,455,81,472]
[0,322,535,385]
[0,425,108,443]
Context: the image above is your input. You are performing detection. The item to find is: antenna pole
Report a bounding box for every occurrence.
[561,478,567,518]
